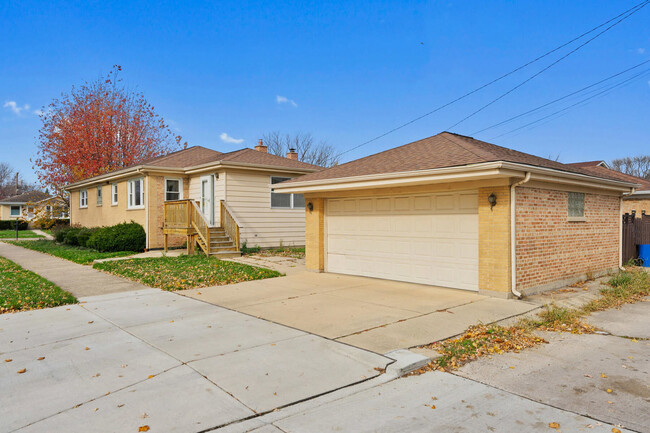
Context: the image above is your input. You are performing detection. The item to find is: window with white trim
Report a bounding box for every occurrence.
[96,186,103,206]
[568,192,585,218]
[112,183,118,205]
[270,177,305,209]
[165,178,182,201]
[10,205,20,216]
[128,178,145,209]
[80,189,88,208]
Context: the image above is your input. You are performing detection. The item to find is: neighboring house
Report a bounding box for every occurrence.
[274,132,636,298]
[64,142,320,252]
[0,191,68,221]
[568,160,650,217]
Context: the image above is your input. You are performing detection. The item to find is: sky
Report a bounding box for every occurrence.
[1,0,649,184]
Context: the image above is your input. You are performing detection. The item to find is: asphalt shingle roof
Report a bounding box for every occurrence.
[0,191,50,204]
[285,132,629,184]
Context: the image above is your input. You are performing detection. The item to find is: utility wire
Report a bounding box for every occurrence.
[447,0,650,130]
[490,68,650,139]
[334,0,650,159]
[470,59,650,136]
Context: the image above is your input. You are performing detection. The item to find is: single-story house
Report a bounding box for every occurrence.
[568,160,650,217]
[64,141,320,253]
[273,132,638,298]
[0,191,68,221]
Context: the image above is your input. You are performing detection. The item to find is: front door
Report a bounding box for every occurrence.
[200,175,214,226]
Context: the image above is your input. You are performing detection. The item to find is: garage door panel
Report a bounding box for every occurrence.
[326,191,478,291]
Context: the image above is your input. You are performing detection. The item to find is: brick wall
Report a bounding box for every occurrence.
[515,187,620,292]
[147,175,189,249]
[622,198,650,217]
[478,186,511,295]
[304,196,324,271]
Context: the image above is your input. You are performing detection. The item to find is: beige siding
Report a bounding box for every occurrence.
[225,169,306,248]
[188,171,225,226]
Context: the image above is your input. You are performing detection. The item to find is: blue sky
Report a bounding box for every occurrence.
[1,0,649,183]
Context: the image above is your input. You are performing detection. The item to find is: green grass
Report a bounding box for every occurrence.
[0,256,77,313]
[94,255,282,291]
[6,240,136,265]
[0,230,44,239]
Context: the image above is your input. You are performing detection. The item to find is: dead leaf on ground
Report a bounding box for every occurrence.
[147,375,155,379]
[84,347,90,351]
[606,389,613,393]
[549,422,560,429]
[601,373,607,378]
[138,426,150,432]
[4,359,12,362]
[37,357,45,361]
[431,404,436,409]
[17,368,26,374]
[612,429,621,433]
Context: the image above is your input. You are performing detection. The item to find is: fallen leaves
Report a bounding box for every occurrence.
[37,357,45,361]
[4,359,12,362]
[549,422,560,429]
[606,389,613,393]
[138,426,150,432]
[411,324,547,374]
[17,368,26,374]
[612,428,621,433]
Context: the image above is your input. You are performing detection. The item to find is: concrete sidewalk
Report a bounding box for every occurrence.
[1,289,390,433]
[0,241,148,297]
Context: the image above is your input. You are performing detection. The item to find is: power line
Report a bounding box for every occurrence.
[334,0,650,159]
[490,68,650,139]
[446,0,649,130]
[470,59,650,136]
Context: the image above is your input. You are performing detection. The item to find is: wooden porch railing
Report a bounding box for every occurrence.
[220,200,241,249]
[163,199,211,255]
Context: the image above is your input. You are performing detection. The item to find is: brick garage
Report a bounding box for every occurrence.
[274,132,636,298]
[515,187,620,294]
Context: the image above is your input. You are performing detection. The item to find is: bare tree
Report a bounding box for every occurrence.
[610,156,650,180]
[0,162,36,199]
[261,132,339,167]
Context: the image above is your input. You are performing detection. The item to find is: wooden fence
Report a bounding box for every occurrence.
[622,213,650,264]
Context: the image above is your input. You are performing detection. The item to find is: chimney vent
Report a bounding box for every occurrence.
[287,148,298,160]
[255,139,267,153]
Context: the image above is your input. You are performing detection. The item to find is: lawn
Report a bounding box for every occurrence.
[0,230,44,239]
[242,246,306,259]
[0,256,77,313]
[94,255,282,291]
[6,240,136,265]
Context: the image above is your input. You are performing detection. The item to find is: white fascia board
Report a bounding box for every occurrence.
[64,166,184,191]
[185,160,318,175]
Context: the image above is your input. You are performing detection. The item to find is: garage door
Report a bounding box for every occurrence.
[326,191,478,291]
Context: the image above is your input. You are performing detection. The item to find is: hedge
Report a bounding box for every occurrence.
[34,218,70,230]
[86,222,146,252]
[0,220,29,230]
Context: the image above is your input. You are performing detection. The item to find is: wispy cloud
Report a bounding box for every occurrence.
[3,101,30,116]
[276,95,297,107]
[220,132,244,144]
[637,48,646,54]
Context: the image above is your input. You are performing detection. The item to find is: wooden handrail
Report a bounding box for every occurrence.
[163,199,211,255]
[220,200,241,249]
[190,200,210,254]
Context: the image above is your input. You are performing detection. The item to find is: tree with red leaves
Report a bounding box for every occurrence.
[34,66,186,200]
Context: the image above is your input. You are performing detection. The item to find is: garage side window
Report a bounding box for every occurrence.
[271,177,305,209]
[568,192,585,220]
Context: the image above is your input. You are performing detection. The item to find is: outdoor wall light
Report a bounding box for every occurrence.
[307,202,314,212]
[488,193,497,209]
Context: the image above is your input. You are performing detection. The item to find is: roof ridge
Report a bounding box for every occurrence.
[439,132,493,161]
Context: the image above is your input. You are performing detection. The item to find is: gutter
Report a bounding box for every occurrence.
[510,172,531,299]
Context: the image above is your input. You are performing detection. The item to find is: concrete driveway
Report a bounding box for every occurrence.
[0,289,390,433]
[181,272,539,354]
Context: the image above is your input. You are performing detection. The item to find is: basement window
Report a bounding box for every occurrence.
[568,192,585,221]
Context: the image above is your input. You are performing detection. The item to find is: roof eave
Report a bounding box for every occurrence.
[273,161,636,194]
[184,160,319,175]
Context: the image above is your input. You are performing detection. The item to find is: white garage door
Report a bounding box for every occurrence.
[326,191,479,291]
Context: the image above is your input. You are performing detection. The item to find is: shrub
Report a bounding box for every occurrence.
[0,220,29,230]
[54,226,73,243]
[87,222,145,252]
[241,241,261,255]
[35,218,70,230]
[63,227,83,246]
[76,227,99,247]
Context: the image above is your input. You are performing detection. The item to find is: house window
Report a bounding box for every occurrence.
[112,183,118,205]
[96,186,103,206]
[165,178,182,201]
[80,190,88,208]
[128,178,145,209]
[568,192,585,219]
[10,205,20,217]
[270,177,305,209]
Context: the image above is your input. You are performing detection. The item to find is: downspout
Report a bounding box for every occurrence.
[619,188,636,270]
[510,172,531,299]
